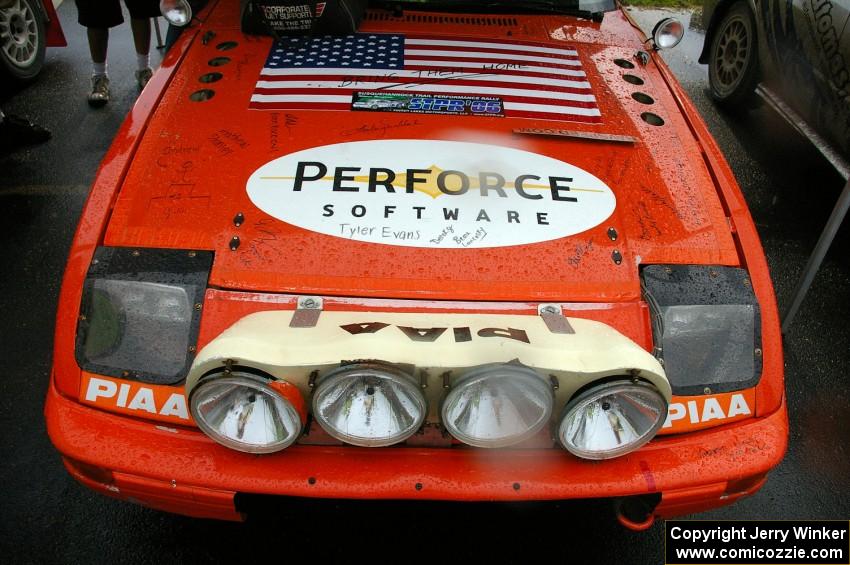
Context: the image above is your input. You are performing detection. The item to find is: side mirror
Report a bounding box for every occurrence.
[160,0,193,27]
[651,17,684,50]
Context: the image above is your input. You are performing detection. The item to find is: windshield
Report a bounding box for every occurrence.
[370,0,619,16]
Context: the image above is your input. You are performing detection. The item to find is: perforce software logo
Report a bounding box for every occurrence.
[247,139,617,249]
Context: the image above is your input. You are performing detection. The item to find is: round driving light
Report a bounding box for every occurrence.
[652,17,684,50]
[441,364,554,448]
[558,380,667,460]
[312,363,426,447]
[190,371,303,454]
[160,0,193,27]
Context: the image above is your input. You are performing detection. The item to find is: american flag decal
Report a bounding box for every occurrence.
[249,33,602,123]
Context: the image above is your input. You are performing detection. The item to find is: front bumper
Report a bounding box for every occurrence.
[45,378,788,522]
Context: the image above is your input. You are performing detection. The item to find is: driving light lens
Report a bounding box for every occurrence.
[558,380,667,460]
[191,372,303,454]
[653,17,684,49]
[312,364,426,447]
[441,364,553,448]
[160,0,193,26]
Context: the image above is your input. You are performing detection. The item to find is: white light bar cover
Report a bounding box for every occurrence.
[186,312,670,407]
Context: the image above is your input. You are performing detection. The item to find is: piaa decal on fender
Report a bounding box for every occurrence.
[246,139,616,248]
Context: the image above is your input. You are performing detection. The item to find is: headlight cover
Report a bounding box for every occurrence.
[441,364,554,448]
[558,380,667,460]
[159,0,193,26]
[642,265,761,395]
[652,17,684,50]
[76,247,212,384]
[191,371,304,453]
[312,363,426,447]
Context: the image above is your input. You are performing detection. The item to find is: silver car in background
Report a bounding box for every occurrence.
[700,0,850,158]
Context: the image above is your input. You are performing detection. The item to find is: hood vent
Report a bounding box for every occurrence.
[364,11,518,27]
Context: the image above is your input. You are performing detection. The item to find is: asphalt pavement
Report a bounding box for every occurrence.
[0,3,848,564]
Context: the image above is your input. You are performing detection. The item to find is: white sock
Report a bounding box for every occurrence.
[136,52,150,71]
[92,61,107,77]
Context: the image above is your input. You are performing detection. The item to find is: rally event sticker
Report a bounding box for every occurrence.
[351,91,505,117]
[246,139,616,249]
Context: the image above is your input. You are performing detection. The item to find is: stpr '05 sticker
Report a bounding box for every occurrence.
[351,91,504,117]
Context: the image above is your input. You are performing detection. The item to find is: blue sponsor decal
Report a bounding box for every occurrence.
[352,91,504,117]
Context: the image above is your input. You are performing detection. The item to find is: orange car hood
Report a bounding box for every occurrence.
[103,4,737,302]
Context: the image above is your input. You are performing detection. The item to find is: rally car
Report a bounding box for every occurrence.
[45,0,787,527]
[700,0,850,159]
[351,95,408,109]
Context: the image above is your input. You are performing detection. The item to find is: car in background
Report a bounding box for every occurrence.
[700,0,850,158]
[0,0,66,83]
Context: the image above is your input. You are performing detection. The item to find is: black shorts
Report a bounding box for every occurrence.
[76,0,161,29]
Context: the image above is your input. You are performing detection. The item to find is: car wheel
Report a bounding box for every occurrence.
[708,1,759,109]
[0,0,46,84]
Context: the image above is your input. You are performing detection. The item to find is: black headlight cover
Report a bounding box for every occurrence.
[75,247,213,385]
[642,265,762,395]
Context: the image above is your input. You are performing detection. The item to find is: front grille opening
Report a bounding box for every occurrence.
[234,493,647,523]
[364,11,519,27]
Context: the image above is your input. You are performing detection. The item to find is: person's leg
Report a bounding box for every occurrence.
[86,27,111,107]
[129,17,153,87]
[126,0,161,88]
[87,27,109,76]
[129,17,151,57]
[77,0,123,106]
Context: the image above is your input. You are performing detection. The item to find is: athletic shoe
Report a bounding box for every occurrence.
[135,67,153,90]
[88,75,110,108]
[0,113,51,154]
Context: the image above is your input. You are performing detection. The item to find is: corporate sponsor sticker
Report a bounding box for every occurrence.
[254,2,326,33]
[246,139,616,248]
[657,389,755,435]
[80,373,191,425]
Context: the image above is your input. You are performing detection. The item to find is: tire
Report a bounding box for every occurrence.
[707,1,759,109]
[0,0,46,84]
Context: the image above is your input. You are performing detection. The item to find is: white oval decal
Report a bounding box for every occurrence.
[247,139,616,248]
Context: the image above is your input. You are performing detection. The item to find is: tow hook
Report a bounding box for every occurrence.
[614,494,661,531]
